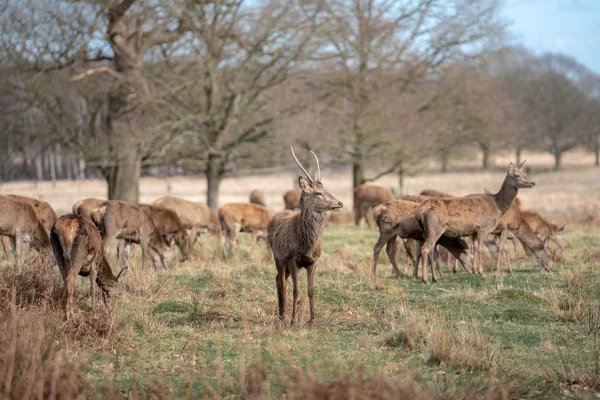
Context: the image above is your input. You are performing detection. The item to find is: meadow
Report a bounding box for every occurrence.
[1,163,599,399]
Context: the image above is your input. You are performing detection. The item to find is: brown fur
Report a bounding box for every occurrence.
[7,194,57,235]
[218,203,271,252]
[0,195,51,268]
[371,200,473,279]
[419,189,453,198]
[353,184,394,228]
[50,214,128,318]
[72,198,105,223]
[283,189,302,210]
[268,148,344,326]
[416,162,535,283]
[521,210,566,252]
[91,200,174,271]
[152,195,221,245]
[249,189,267,207]
[139,204,192,262]
[484,199,552,273]
[325,209,354,225]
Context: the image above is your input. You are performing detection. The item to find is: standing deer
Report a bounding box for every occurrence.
[353,184,393,228]
[416,161,535,283]
[8,194,57,235]
[73,198,106,223]
[371,199,473,280]
[0,195,51,268]
[139,204,191,262]
[218,203,271,253]
[51,214,128,318]
[1,194,56,263]
[283,189,302,210]
[249,189,267,207]
[91,200,174,271]
[152,195,221,246]
[268,147,343,326]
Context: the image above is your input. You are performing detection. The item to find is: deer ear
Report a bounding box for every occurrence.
[298,176,310,191]
[168,236,176,247]
[116,267,128,282]
[507,162,515,175]
[543,236,550,247]
[558,224,566,232]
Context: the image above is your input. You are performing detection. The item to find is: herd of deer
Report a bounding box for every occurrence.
[0,148,566,326]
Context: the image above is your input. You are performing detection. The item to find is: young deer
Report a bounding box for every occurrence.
[73,198,106,223]
[268,147,343,326]
[8,194,57,235]
[218,203,271,253]
[152,195,222,247]
[0,195,51,268]
[353,184,394,228]
[91,200,175,271]
[371,199,473,280]
[283,189,302,210]
[416,161,535,283]
[249,189,267,207]
[140,204,191,262]
[51,214,128,318]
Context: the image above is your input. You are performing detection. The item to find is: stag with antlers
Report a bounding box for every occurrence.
[268,147,343,327]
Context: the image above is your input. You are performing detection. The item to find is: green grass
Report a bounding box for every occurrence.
[3,225,600,398]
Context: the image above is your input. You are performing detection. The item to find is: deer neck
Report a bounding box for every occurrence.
[494,177,518,215]
[299,202,325,250]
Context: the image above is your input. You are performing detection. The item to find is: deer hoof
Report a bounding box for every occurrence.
[422,280,430,285]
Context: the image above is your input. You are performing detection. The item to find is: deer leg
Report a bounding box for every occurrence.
[403,239,415,268]
[290,264,300,327]
[1,236,11,264]
[386,236,401,278]
[429,248,439,283]
[497,230,510,273]
[371,233,390,278]
[13,234,23,270]
[475,235,486,276]
[275,261,287,323]
[364,206,372,229]
[433,246,444,281]
[307,264,316,326]
[89,266,97,310]
[412,240,422,280]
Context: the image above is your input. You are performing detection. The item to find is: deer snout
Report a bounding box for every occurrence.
[338,201,344,208]
[531,181,536,187]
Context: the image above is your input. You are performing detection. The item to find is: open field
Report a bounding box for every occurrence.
[1,221,600,398]
[1,152,599,225]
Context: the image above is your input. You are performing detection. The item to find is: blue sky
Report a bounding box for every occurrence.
[502,0,600,73]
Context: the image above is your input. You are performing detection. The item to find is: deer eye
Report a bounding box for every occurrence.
[315,192,324,197]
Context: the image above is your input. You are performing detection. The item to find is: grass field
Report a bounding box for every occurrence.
[1,221,600,398]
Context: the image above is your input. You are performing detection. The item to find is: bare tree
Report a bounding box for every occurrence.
[319,0,505,187]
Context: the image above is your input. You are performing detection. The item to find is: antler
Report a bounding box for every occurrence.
[516,159,527,169]
[291,146,313,182]
[310,150,321,182]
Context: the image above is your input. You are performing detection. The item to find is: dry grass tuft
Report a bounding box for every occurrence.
[0,292,91,399]
[0,252,62,308]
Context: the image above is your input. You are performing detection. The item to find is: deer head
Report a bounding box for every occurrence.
[291,147,343,212]
[103,266,128,308]
[507,160,535,189]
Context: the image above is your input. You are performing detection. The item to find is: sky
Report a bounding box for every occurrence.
[502,0,600,73]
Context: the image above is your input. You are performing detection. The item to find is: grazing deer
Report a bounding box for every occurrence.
[73,198,105,223]
[371,199,473,280]
[8,194,57,235]
[416,161,535,283]
[91,200,175,271]
[283,189,302,210]
[353,184,394,228]
[483,198,554,273]
[268,147,343,326]
[249,189,267,208]
[51,214,128,318]
[139,204,191,262]
[0,195,51,268]
[152,195,221,246]
[218,203,271,253]
[521,210,566,255]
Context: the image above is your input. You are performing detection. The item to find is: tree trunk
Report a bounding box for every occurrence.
[397,165,404,196]
[553,149,562,171]
[481,144,490,169]
[516,147,522,165]
[595,133,599,167]
[440,150,449,173]
[206,153,224,211]
[352,161,365,188]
